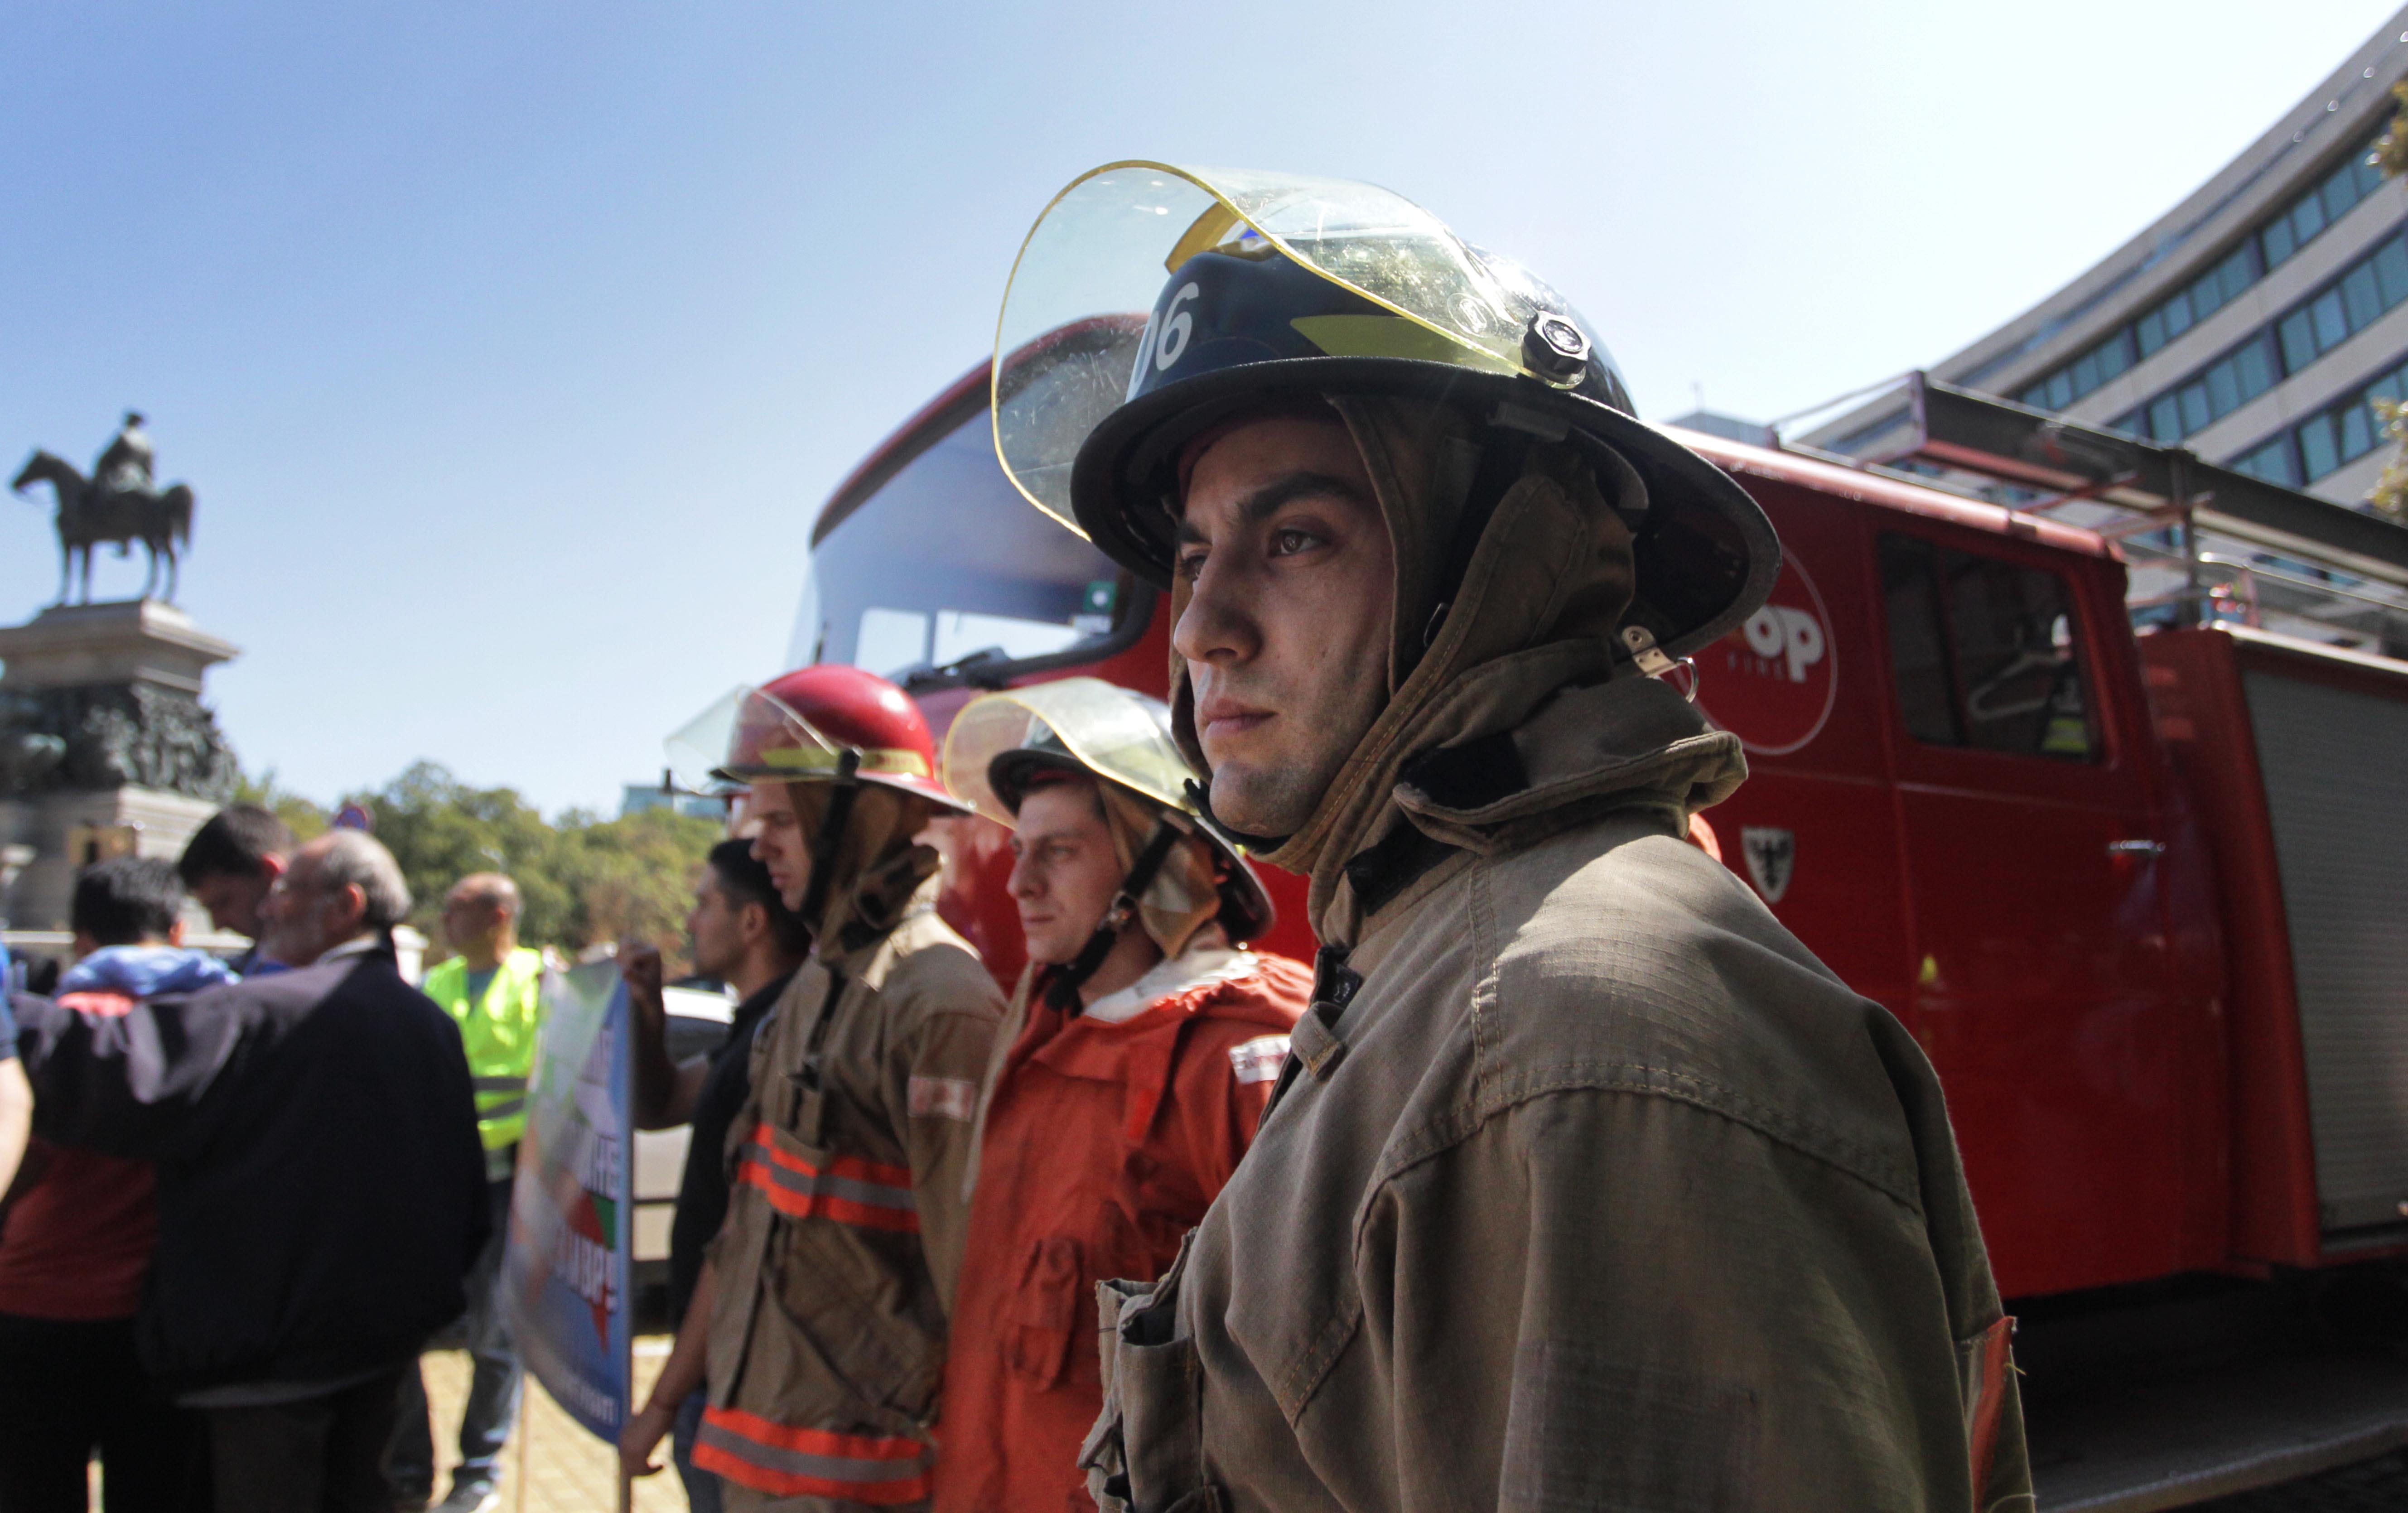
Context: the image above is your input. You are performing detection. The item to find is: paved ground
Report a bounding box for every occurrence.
[420,1336,688,1512]
[420,1346,2408,1512]
[2191,1448,2408,1510]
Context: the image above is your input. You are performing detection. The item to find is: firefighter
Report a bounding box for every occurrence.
[989,166,2033,1511]
[928,678,1307,1513]
[632,665,1003,1511]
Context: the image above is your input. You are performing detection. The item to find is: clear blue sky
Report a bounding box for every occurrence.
[3,0,2391,814]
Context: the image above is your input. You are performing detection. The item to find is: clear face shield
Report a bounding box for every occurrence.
[663,686,749,801]
[991,162,1606,536]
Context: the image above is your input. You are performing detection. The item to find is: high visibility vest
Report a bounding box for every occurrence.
[421,946,546,1152]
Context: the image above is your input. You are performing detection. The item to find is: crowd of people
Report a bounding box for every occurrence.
[4,160,2034,1513]
[0,667,1320,1513]
[1,814,493,1511]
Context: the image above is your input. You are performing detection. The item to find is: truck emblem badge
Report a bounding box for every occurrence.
[1696,558,1837,757]
[1741,827,1795,903]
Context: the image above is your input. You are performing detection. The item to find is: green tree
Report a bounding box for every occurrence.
[550,807,724,963]
[230,769,331,844]
[347,761,569,949]
[341,761,719,973]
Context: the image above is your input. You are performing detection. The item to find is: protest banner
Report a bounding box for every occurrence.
[502,960,632,1450]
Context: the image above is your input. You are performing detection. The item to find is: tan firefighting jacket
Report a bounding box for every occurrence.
[700,886,1003,1511]
[1086,399,2033,1511]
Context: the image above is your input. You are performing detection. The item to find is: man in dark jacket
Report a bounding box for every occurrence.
[15,829,490,1513]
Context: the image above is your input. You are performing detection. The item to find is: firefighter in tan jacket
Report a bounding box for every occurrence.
[663,665,1001,1510]
[989,167,2034,1511]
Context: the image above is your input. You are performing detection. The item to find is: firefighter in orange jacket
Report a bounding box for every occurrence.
[930,678,1308,1513]
[627,665,1003,1511]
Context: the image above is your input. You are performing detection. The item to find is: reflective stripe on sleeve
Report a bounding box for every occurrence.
[734,1122,919,1233]
[476,1096,527,1122]
[472,1075,529,1092]
[693,1406,932,1504]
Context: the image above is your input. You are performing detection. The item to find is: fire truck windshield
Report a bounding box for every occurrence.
[791,393,1147,689]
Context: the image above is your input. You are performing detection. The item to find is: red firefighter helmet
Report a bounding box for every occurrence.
[716,664,971,814]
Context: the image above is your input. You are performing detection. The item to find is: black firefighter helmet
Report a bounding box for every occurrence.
[991,163,1780,663]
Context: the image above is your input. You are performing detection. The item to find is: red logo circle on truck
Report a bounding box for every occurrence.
[1697,557,1836,756]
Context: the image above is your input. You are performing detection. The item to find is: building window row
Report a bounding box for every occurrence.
[2017,134,2389,414]
[2225,351,2408,487]
[2261,141,2392,270]
[2109,228,2408,444]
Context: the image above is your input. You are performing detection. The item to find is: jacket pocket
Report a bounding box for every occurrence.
[1081,1232,1221,1513]
[1007,1234,1085,1390]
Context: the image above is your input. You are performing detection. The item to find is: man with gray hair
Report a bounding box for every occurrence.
[14,828,490,1513]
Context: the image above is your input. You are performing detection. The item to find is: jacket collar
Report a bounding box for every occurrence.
[1316,659,1744,946]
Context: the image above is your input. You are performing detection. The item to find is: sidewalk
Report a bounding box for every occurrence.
[419,1336,688,1512]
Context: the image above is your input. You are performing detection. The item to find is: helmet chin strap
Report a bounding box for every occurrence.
[1045,814,1186,1013]
[1182,778,1284,853]
[798,748,863,940]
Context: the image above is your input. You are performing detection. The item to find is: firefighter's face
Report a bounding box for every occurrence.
[1008,778,1127,967]
[1174,416,1393,837]
[743,781,814,913]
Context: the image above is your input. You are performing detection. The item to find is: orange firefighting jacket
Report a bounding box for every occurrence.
[699,900,1003,1511]
[930,946,1309,1513]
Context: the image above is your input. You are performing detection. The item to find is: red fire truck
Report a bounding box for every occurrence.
[789,364,2408,1508]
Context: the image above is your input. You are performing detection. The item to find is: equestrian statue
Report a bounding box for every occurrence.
[13,412,196,605]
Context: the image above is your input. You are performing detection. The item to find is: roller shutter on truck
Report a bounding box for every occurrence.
[2145,624,2408,1259]
[2241,662,2408,1236]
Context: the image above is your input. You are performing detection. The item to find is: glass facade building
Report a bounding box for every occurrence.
[1810,9,2408,516]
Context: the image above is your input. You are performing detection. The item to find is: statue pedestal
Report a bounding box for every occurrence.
[0,599,237,694]
[0,599,242,938]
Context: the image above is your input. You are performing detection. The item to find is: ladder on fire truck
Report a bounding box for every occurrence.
[1778,371,2408,654]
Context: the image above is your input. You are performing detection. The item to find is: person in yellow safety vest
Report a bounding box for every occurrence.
[388,873,545,1513]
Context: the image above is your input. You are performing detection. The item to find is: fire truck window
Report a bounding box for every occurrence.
[1879,535,1962,746]
[1937,548,2095,761]
[792,400,1142,683]
[1878,535,2096,761]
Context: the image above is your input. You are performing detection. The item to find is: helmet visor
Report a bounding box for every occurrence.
[941,677,1195,827]
[994,162,1575,532]
[665,686,748,796]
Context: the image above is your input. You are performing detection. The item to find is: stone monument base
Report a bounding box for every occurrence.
[0,785,225,936]
[0,598,241,939]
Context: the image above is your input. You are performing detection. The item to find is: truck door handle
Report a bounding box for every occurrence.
[2108,839,2167,858]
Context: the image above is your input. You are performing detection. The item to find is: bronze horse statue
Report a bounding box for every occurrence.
[12,449,194,605]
